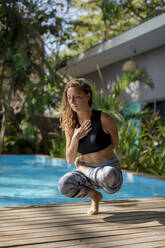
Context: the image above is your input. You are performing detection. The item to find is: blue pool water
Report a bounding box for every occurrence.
[0,155,165,207]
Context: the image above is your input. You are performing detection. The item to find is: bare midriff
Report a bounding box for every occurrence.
[80,145,116,164]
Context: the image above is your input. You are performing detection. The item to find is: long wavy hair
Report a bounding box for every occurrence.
[60,78,93,136]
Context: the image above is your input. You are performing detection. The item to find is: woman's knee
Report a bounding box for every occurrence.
[101,166,122,187]
[99,166,115,182]
[58,172,75,196]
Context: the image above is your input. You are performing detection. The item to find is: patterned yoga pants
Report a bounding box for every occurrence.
[58,157,123,199]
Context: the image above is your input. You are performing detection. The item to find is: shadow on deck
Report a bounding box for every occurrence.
[0,197,165,248]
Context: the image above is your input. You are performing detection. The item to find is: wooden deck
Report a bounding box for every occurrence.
[0,197,165,248]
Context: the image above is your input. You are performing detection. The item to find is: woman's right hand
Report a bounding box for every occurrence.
[73,120,92,140]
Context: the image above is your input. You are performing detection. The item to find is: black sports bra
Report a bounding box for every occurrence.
[78,109,111,154]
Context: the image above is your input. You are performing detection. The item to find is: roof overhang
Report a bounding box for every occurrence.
[59,13,165,77]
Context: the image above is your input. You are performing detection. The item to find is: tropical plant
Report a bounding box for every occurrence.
[49,131,66,158]
[137,112,165,175]
[115,121,141,170]
[89,67,165,176]
[115,111,165,176]
[2,119,42,154]
[90,67,153,124]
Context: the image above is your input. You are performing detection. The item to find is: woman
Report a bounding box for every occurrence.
[58,78,123,215]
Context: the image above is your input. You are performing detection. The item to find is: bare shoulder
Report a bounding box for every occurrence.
[101,111,117,133]
[101,111,115,124]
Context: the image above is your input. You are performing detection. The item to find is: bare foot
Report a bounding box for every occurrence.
[87,191,102,215]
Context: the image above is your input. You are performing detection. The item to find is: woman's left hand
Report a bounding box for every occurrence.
[75,156,85,168]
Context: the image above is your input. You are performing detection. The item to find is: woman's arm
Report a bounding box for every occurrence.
[101,112,119,150]
[65,130,79,164]
[65,120,92,164]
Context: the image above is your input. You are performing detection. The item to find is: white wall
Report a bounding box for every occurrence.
[84,45,165,104]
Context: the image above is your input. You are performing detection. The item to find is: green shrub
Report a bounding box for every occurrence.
[116,112,165,176]
[49,131,66,158]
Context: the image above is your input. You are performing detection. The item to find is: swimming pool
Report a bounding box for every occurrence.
[0,155,165,207]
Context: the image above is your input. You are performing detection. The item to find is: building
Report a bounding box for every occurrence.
[59,13,165,119]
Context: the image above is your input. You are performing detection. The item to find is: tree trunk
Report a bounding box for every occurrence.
[0,83,12,154]
[0,105,7,153]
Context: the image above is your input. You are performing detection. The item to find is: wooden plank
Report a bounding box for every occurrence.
[0,229,165,248]
[1,210,165,226]
[1,219,165,235]
[0,220,164,234]
[0,203,164,219]
[0,223,164,237]
[1,207,165,222]
[65,235,165,248]
[0,196,165,213]
[9,241,165,248]
[0,224,165,242]
[1,205,165,218]
[120,241,165,248]
[1,213,165,230]
[9,240,165,248]
[1,199,165,216]
[0,204,165,219]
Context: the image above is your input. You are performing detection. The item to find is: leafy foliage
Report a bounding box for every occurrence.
[117,112,165,176]
[49,130,66,158]
[64,0,165,56]
[90,68,165,176]
[90,68,153,124]
[0,0,69,152]
[3,121,41,154]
